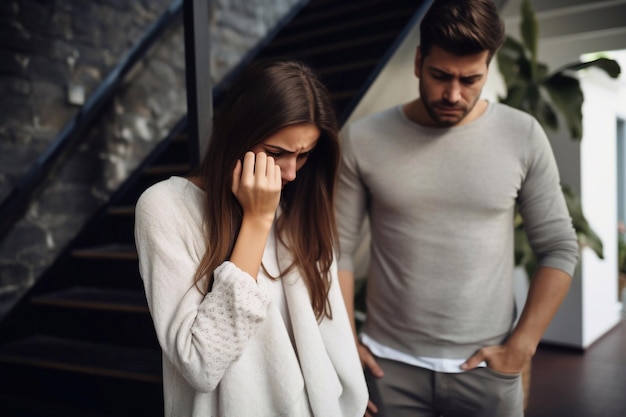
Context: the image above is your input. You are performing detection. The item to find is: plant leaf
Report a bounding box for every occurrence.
[561,184,604,259]
[560,58,621,79]
[520,0,538,70]
[501,85,528,109]
[535,98,559,132]
[536,62,549,80]
[543,74,584,140]
[514,225,532,266]
[497,36,529,87]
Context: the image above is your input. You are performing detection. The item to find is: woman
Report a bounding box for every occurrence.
[134,59,368,417]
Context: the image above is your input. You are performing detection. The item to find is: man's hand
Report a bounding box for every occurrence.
[462,267,572,375]
[461,341,531,374]
[359,342,384,377]
[358,342,383,417]
[337,271,386,416]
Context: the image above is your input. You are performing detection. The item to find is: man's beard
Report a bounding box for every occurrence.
[420,88,479,127]
[424,99,471,127]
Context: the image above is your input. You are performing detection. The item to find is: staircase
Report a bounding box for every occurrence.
[0,0,428,415]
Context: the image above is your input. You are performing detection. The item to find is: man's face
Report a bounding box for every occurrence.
[415,45,490,127]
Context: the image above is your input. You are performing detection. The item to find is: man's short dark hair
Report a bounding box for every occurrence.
[420,0,505,62]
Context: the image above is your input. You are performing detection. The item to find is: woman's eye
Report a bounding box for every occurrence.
[266,151,282,158]
[298,152,311,159]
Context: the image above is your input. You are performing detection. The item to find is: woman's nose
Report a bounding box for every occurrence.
[281,157,297,183]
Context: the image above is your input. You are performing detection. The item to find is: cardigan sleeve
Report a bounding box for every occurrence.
[134,181,271,393]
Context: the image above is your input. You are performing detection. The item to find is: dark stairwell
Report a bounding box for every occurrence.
[0,0,431,415]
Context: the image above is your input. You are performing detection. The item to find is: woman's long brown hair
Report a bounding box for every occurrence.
[193,59,340,320]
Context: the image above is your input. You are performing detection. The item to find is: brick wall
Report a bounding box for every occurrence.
[0,0,303,319]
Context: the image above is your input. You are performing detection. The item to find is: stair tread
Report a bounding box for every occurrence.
[72,244,137,260]
[31,287,149,313]
[143,163,190,175]
[316,59,379,76]
[0,393,116,417]
[299,31,398,57]
[290,0,391,26]
[269,9,413,48]
[107,205,135,216]
[0,335,161,383]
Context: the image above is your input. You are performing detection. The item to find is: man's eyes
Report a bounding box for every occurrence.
[432,74,479,85]
[461,78,480,85]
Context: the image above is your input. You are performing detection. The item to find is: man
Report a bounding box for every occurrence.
[336,1,579,416]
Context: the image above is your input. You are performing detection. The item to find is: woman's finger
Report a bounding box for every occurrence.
[255,151,267,179]
[241,151,255,185]
[231,159,242,194]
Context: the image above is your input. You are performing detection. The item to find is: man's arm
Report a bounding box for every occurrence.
[462,117,578,373]
[338,270,358,344]
[462,266,572,373]
[339,270,383,417]
[338,270,385,377]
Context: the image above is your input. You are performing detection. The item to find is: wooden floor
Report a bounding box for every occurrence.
[525,318,626,417]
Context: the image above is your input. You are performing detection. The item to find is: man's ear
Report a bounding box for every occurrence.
[414,46,422,78]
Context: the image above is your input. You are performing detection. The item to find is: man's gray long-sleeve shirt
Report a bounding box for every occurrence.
[336,103,579,359]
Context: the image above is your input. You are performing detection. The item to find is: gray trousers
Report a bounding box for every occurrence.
[366,356,524,417]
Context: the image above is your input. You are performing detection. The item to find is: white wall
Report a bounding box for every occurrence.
[580,66,624,346]
[539,68,624,348]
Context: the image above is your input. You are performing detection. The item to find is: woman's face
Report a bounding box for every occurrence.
[251,123,320,188]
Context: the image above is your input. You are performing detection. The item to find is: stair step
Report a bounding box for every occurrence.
[81,209,136,246]
[316,59,379,76]
[72,244,137,260]
[0,335,161,383]
[289,0,390,28]
[296,31,398,58]
[107,205,135,216]
[331,89,359,99]
[31,287,149,313]
[268,9,413,49]
[29,287,156,348]
[143,163,190,176]
[0,393,116,417]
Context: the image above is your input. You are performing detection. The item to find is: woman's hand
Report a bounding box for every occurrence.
[229,152,282,278]
[232,151,282,224]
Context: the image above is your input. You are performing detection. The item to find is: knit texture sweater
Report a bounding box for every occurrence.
[135,176,368,417]
[336,103,579,360]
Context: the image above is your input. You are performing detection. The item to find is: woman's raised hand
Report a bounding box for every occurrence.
[232,151,282,224]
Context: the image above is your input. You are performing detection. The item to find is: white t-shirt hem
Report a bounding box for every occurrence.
[360,333,486,373]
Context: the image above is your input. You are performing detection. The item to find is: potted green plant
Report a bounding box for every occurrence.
[498,0,620,276]
[496,0,621,408]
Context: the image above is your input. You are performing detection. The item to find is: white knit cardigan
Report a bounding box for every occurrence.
[134,177,368,417]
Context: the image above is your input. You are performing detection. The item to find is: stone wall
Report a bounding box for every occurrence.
[0,0,304,319]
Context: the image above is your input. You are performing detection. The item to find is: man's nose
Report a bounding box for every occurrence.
[443,81,461,103]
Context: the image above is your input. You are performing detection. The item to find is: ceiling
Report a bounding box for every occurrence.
[499,0,626,65]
